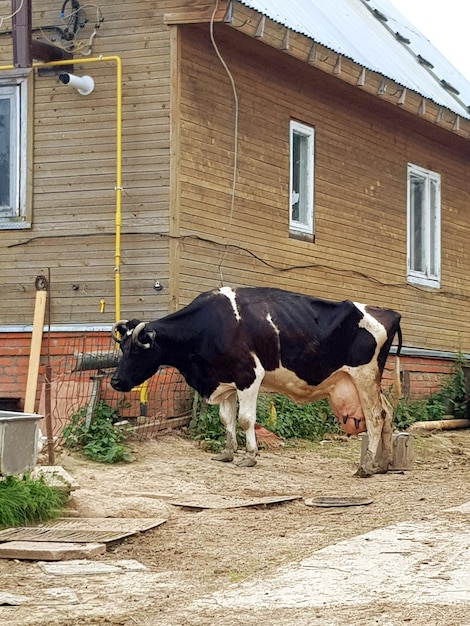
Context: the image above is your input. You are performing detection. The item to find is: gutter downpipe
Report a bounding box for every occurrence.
[0,55,123,322]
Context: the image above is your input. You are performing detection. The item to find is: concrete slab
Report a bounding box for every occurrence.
[0,592,28,606]
[31,465,80,492]
[0,541,105,561]
[38,558,147,576]
[192,513,470,612]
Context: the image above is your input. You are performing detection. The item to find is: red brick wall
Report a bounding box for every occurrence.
[383,355,454,399]
[0,333,32,406]
[0,331,459,413]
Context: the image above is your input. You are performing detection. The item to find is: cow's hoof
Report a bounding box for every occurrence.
[354,467,372,478]
[354,465,389,477]
[212,451,234,463]
[235,456,257,467]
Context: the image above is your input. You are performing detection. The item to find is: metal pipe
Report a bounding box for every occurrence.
[0,55,123,322]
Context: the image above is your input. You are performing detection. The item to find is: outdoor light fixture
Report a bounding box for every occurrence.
[58,72,95,96]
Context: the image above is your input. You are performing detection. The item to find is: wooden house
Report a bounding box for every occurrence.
[1,0,470,417]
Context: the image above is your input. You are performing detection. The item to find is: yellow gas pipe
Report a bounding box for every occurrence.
[0,55,123,322]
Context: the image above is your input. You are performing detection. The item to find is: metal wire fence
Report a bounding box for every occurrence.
[39,333,192,445]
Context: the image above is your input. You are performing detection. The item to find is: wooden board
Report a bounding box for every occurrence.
[168,494,301,510]
[24,290,47,414]
[0,518,167,544]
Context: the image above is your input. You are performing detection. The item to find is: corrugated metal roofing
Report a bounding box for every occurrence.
[238,0,470,120]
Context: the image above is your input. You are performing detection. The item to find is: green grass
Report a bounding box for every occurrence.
[0,474,68,529]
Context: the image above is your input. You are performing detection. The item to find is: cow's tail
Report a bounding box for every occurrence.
[393,322,403,403]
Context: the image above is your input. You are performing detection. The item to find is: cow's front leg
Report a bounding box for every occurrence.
[212,395,237,462]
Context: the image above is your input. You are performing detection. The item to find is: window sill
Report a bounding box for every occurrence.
[407,274,440,289]
[289,229,315,243]
[0,221,31,230]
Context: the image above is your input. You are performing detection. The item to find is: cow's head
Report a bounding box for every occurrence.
[110,319,161,392]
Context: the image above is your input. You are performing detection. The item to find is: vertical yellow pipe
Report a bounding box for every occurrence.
[114,57,122,322]
[0,56,123,322]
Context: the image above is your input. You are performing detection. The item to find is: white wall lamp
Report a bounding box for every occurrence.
[58,72,95,96]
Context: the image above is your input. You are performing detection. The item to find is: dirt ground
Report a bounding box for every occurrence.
[2,428,470,625]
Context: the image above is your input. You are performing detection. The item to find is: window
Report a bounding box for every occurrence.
[289,120,314,238]
[0,71,31,229]
[407,163,441,288]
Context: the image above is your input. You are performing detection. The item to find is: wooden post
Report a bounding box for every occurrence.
[24,290,47,413]
[44,364,55,465]
[12,0,32,68]
[11,0,72,65]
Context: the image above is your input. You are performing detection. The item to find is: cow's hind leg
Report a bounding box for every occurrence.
[235,359,264,467]
[212,394,237,463]
[236,389,258,467]
[378,392,393,469]
[355,392,392,477]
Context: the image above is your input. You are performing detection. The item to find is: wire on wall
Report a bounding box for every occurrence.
[0,0,24,29]
[209,0,239,286]
[9,229,470,302]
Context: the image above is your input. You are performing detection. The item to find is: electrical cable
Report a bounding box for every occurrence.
[209,0,239,286]
[0,0,24,29]
[7,230,470,301]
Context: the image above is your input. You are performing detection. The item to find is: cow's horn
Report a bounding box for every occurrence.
[132,321,152,349]
[111,320,129,343]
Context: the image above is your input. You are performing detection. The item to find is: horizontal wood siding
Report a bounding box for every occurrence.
[0,1,173,324]
[177,24,470,354]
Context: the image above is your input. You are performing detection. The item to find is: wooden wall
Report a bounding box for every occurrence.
[1,0,469,359]
[176,23,470,354]
[0,1,174,326]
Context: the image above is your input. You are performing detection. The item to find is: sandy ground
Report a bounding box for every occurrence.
[1,428,470,625]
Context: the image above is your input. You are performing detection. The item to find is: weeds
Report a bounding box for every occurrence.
[188,393,340,451]
[393,353,469,430]
[62,400,133,463]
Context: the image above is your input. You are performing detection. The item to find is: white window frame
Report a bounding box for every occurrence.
[289,120,314,237]
[0,71,31,230]
[406,163,441,288]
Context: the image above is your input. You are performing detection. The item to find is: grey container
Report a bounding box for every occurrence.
[0,410,43,476]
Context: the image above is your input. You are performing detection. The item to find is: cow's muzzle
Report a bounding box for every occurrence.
[110,376,125,392]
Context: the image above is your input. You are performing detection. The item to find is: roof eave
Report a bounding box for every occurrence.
[229,2,470,140]
[164,1,470,141]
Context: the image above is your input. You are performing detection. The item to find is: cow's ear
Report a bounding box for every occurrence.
[133,325,157,350]
[142,329,157,347]
[111,320,130,343]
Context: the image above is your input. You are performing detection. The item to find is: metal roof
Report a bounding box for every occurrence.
[238,0,470,120]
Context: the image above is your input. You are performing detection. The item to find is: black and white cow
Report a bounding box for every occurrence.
[110,286,402,476]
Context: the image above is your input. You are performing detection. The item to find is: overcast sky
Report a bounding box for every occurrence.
[391,0,470,81]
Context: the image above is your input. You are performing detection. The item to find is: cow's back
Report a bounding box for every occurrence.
[234,288,377,385]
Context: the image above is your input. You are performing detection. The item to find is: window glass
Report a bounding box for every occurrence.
[289,121,314,236]
[0,74,30,229]
[0,95,12,212]
[407,164,440,288]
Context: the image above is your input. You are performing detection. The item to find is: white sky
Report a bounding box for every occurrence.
[390,0,470,82]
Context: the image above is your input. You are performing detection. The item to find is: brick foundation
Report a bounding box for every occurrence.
[0,331,460,421]
[382,355,455,399]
